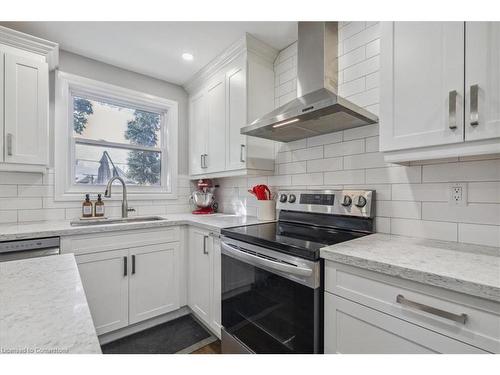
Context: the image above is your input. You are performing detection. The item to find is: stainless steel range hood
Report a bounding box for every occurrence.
[241,22,378,142]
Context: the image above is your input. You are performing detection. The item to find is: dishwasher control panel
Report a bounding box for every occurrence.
[0,237,60,254]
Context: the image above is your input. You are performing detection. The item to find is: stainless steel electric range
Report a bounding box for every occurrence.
[220,190,375,354]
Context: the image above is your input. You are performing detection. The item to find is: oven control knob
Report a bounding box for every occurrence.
[288,194,296,203]
[279,194,288,203]
[341,195,352,207]
[354,195,367,208]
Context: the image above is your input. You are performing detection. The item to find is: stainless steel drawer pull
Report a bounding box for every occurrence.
[470,84,479,126]
[123,256,128,277]
[7,133,13,156]
[448,90,457,130]
[203,235,209,255]
[240,144,246,163]
[396,294,467,324]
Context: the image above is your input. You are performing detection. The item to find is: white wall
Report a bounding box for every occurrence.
[215,22,500,248]
[0,50,192,224]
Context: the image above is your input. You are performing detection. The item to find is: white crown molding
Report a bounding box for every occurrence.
[0,26,59,70]
[183,33,278,94]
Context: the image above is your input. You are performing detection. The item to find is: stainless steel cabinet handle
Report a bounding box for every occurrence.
[203,235,209,255]
[396,294,467,324]
[240,144,246,163]
[7,133,13,156]
[470,84,479,126]
[123,256,128,277]
[203,154,208,168]
[132,254,136,275]
[448,90,457,130]
[200,154,204,169]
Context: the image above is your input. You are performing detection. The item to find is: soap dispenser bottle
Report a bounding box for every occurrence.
[82,194,93,218]
[94,194,105,217]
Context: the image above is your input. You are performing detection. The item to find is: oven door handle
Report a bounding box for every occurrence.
[221,241,313,277]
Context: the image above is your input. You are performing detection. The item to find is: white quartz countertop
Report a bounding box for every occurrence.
[0,213,268,242]
[0,254,101,354]
[320,233,500,302]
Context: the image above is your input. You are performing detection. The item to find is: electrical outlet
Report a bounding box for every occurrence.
[449,183,467,206]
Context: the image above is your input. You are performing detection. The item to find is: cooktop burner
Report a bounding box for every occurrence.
[221,221,368,261]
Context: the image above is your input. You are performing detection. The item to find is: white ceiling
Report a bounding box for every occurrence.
[1,22,298,86]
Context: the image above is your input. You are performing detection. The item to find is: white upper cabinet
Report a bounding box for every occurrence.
[380,22,465,152]
[4,53,49,165]
[380,22,500,163]
[0,26,58,171]
[185,34,277,178]
[465,22,500,141]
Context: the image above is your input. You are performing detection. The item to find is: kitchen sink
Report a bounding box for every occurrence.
[70,216,166,226]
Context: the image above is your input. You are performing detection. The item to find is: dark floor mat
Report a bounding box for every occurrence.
[101,314,212,354]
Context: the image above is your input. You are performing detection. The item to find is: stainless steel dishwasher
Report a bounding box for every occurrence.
[0,237,60,262]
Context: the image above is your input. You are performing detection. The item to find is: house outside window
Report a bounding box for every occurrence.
[55,72,178,201]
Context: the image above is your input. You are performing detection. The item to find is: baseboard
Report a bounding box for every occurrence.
[189,308,222,340]
[98,306,190,345]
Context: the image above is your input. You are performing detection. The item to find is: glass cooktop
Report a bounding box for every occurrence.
[221,221,369,261]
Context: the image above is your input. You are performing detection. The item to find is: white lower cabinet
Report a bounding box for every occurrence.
[62,227,182,336]
[76,249,129,335]
[325,293,484,354]
[128,243,180,325]
[188,227,221,337]
[324,261,498,354]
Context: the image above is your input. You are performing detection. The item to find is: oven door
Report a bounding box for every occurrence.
[221,237,322,354]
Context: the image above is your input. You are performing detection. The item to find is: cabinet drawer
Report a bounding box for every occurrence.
[325,292,486,354]
[61,226,180,255]
[325,261,500,353]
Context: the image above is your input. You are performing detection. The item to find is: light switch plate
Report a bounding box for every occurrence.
[449,183,467,206]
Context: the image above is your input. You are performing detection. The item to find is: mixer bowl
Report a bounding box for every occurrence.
[192,191,214,208]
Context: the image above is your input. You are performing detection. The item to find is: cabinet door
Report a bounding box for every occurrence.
[465,22,500,141]
[188,228,211,325]
[4,53,48,165]
[189,90,207,175]
[210,235,222,336]
[226,66,247,171]
[380,22,465,151]
[206,75,226,173]
[76,249,129,335]
[129,243,180,324]
[324,293,486,354]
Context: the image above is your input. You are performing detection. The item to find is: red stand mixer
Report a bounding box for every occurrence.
[191,179,217,215]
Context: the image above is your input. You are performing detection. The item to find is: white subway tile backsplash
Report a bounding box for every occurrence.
[365,72,379,90]
[343,152,387,170]
[18,209,65,222]
[279,161,307,175]
[343,123,379,141]
[18,185,54,197]
[365,39,380,58]
[0,185,17,197]
[391,183,449,202]
[0,198,42,210]
[324,139,365,157]
[0,172,43,185]
[391,218,458,242]
[422,202,500,226]
[307,157,343,173]
[343,55,380,82]
[291,146,324,161]
[292,173,324,186]
[366,166,421,184]
[338,77,366,97]
[459,224,500,247]
[377,201,421,219]
[338,46,366,71]
[339,21,366,41]
[423,160,500,182]
[343,22,380,53]
[306,132,342,147]
[324,170,365,185]
[365,136,379,152]
[468,182,500,203]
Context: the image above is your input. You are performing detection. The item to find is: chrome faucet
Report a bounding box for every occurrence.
[104,176,135,218]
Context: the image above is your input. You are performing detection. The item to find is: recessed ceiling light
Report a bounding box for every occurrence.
[182,53,194,61]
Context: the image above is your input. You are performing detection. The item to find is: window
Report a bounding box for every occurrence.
[55,72,178,201]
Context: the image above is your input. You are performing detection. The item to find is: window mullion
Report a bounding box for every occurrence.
[74,137,162,153]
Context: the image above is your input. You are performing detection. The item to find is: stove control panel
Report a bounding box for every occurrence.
[276,190,375,218]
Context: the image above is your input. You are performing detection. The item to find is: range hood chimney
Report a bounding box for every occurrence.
[241,22,378,142]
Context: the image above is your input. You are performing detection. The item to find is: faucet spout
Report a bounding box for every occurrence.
[104,177,129,218]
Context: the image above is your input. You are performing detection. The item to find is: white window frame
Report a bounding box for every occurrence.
[54,71,178,201]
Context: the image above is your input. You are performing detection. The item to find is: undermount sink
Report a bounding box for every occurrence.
[70,216,166,226]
